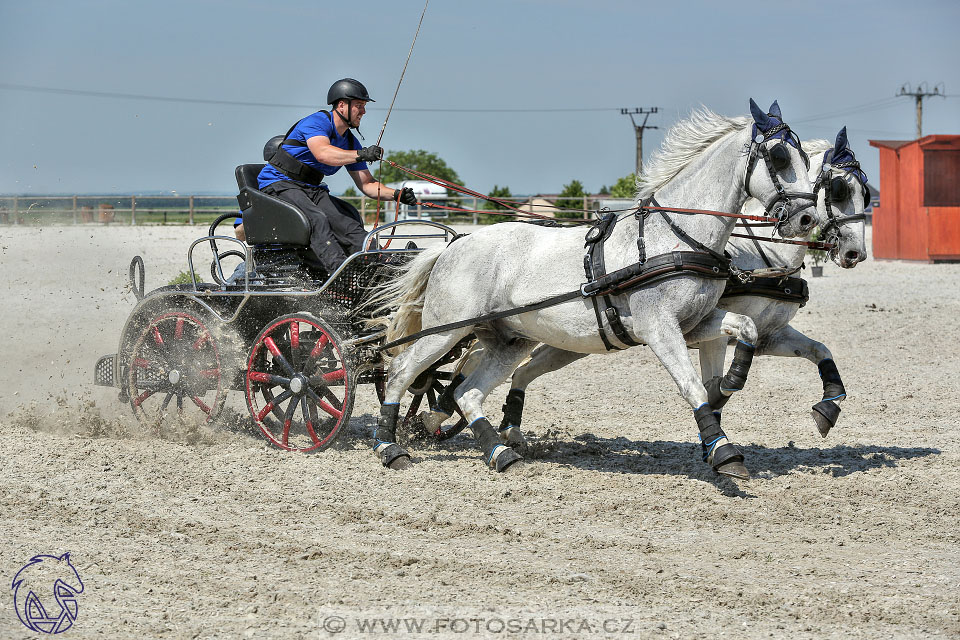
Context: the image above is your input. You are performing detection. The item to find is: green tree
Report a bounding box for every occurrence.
[341,186,360,198]
[483,184,513,211]
[555,179,587,217]
[373,149,461,188]
[610,173,637,199]
[480,184,513,224]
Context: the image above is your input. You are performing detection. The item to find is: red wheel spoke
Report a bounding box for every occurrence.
[264,336,282,358]
[289,321,300,350]
[305,388,342,419]
[198,368,220,379]
[281,399,298,446]
[257,401,277,422]
[317,399,342,419]
[152,326,164,346]
[193,332,210,350]
[174,317,185,340]
[321,368,345,383]
[133,357,152,369]
[309,333,329,358]
[248,371,289,386]
[191,396,212,415]
[263,337,296,376]
[301,397,320,445]
[132,390,154,407]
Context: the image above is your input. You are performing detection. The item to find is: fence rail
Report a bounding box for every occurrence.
[0,194,625,226]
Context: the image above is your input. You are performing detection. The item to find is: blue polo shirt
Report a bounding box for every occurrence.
[258,111,367,190]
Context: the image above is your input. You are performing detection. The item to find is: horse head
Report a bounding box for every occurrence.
[814,127,869,268]
[746,98,818,238]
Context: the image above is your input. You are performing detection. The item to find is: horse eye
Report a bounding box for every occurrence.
[830,176,850,202]
[769,143,790,171]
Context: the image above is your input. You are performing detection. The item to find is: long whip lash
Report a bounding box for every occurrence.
[377,0,429,147]
[372,0,430,243]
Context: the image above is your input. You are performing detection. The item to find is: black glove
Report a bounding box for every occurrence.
[394,187,418,206]
[355,145,383,163]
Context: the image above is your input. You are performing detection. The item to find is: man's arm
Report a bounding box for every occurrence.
[306,135,362,166]
[350,168,398,201]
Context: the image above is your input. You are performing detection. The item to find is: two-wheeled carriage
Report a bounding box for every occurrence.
[93,162,469,452]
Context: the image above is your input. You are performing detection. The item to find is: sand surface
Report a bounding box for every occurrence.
[1,223,958,639]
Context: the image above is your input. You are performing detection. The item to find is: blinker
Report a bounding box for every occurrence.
[769,142,790,171]
[830,176,849,202]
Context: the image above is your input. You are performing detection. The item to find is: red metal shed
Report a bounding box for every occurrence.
[869,135,960,261]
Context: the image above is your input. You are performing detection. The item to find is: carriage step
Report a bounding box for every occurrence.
[94,354,116,387]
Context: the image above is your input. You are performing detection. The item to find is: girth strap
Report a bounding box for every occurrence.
[583,212,641,350]
[722,275,809,306]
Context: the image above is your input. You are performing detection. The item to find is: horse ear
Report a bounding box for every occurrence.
[750,99,770,129]
[834,126,848,154]
[768,100,782,119]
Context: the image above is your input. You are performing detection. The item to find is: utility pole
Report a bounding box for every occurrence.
[621,107,659,175]
[896,83,944,139]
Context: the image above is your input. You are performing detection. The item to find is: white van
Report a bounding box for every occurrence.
[383,180,452,222]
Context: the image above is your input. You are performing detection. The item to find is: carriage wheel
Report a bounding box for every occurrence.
[374,365,469,442]
[245,313,355,453]
[127,310,233,430]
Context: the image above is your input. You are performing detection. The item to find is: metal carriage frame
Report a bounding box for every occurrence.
[94,217,470,453]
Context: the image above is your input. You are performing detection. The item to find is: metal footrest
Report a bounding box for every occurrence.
[94,354,116,387]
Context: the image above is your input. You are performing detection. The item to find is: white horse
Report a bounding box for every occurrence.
[371,100,818,480]
[451,127,869,458]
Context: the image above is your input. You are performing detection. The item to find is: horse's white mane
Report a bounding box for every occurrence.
[636,107,751,199]
[801,139,833,156]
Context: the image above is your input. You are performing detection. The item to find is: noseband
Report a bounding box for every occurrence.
[744,121,817,228]
[813,149,868,260]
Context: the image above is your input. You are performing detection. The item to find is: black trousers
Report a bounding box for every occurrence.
[262,181,367,273]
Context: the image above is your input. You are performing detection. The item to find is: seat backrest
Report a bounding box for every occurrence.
[234,164,311,247]
[236,163,265,191]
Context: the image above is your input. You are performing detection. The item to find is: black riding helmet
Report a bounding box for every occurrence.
[327,78,374,132]
[327,78,375,105]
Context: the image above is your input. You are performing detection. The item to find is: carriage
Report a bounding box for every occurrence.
[92,161,470,452]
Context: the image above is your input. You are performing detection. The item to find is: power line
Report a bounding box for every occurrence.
[0,82,618,112]
[896,82,945,138]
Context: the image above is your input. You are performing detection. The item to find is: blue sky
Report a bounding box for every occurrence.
[1,0,958,196]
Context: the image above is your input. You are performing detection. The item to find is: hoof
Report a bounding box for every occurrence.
[715,459,750,480]
[387,456,413,471]
[488,444,523,473]
[498,425,528,454]
[705,441,748,479]
[811,400,841,438]
[374,442,411,470]
[418,409,451,436]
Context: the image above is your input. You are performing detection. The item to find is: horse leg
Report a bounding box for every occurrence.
[685,310,759,417]
[379,329,472,469]
[696,337,730,416]
[756,324,845,437]
[498,345,587,449]
[452,337,538,472]
[645,322,751,480]
[417,342,485,434]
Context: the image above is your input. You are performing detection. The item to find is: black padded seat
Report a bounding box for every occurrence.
[235,164,311,246]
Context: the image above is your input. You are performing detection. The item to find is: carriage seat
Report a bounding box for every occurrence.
[235,163,311,246]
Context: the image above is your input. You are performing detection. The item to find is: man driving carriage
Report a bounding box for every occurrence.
[258,78,418,273]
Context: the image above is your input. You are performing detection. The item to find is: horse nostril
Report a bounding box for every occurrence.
[800,214,813,228]
[845,250,861,263]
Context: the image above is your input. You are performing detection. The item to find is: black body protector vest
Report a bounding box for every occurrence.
[263,111,356,186]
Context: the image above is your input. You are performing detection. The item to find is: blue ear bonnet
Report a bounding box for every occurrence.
[824,128,868,188]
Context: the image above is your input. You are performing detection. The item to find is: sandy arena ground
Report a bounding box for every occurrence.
[1,223,958,639]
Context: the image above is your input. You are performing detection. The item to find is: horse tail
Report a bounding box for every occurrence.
[366,244,446,353]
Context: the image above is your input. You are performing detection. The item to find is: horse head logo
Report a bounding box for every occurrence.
[11,553,84,634]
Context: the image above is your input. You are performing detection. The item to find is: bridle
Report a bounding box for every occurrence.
[812,148,868,262]
[743,119,817,230]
